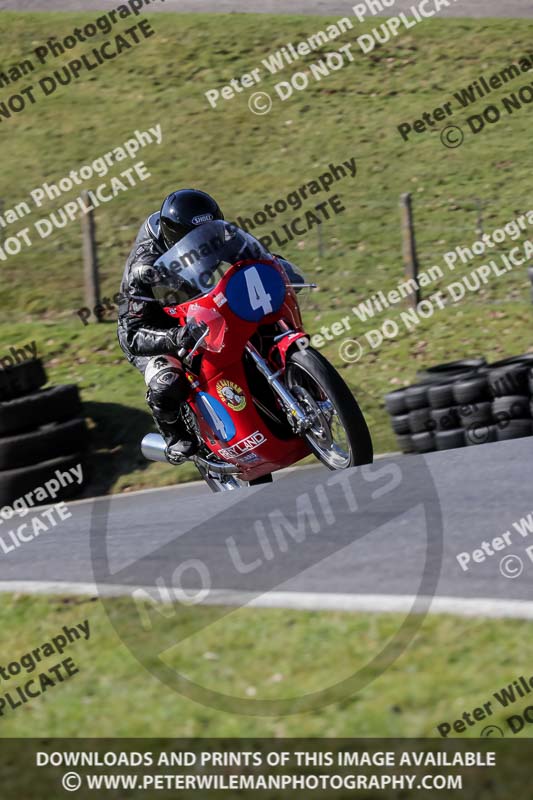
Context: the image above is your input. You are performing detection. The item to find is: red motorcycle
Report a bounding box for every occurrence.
[141,221,373,492]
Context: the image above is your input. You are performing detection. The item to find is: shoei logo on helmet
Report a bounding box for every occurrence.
[192,214,214,225]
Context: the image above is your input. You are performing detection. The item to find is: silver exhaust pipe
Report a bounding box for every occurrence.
[141,433,169,463]
[141,433,241,475]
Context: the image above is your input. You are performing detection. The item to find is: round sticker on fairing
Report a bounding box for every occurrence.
[225,264,286,322]
[216,379,247,412]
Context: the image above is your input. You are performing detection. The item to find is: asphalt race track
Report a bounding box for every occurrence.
[0,0,531,15]
[1,437,532,618]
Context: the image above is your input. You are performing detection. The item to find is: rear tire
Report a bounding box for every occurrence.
[286,348,373,469]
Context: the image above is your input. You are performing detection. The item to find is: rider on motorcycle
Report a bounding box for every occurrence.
[117,189,304,463]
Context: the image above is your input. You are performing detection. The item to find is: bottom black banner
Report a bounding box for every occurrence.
[0,739,532,799]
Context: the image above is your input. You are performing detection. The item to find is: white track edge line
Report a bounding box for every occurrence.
[0,582,532,619]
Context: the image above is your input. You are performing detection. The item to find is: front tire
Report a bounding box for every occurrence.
[286,348,373,469]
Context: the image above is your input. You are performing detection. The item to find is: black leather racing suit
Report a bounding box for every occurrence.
[117,212,304,446]
[118,212,176,366]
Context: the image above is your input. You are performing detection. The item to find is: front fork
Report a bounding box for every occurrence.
[244,342,311,434]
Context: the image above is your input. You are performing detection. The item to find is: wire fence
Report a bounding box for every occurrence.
[4,187,528,321]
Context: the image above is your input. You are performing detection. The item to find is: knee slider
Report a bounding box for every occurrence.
[145,356,188,409]
[147,392,180,424]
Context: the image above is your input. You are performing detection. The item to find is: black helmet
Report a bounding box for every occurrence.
[159,189,224,250]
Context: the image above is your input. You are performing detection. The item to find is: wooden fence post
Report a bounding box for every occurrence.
[400,192,420,309]
[81,190,100,318]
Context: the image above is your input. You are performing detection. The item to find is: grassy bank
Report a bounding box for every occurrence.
[0,12,531,493]
[0,593,532,737]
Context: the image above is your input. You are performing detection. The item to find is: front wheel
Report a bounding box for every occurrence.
[286,348,373,469]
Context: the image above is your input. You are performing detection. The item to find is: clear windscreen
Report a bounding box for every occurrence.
[152,220,273,306]
[186,304,227,352]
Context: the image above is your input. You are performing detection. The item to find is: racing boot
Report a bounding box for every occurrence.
[166,436,198,464]
[158,414,199,464]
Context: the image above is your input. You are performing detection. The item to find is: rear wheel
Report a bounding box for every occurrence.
[286,348,373,469]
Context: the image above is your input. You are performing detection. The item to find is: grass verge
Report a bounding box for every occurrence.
[0,593,532,738]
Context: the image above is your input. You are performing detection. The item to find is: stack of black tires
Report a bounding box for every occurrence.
[385,355,533,454]
[0,359,88,506]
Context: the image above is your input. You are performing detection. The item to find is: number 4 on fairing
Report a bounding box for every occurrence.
[245,267,272,315]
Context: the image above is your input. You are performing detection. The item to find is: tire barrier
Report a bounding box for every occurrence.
[408,408,432,434]
[435,428,466,451]
[385,354,533,455]
[0,359,88,505]
[427,383,455,409]
[404,385,430,410]
[384,389,408,416]
[0,359,46,402]
[430,406,460,431]
[411,431,434,454]
[416,358,487,385]
[391,414,410,435]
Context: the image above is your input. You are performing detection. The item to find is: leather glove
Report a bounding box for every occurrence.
[165,326,193,354]
[165,322,207,356]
